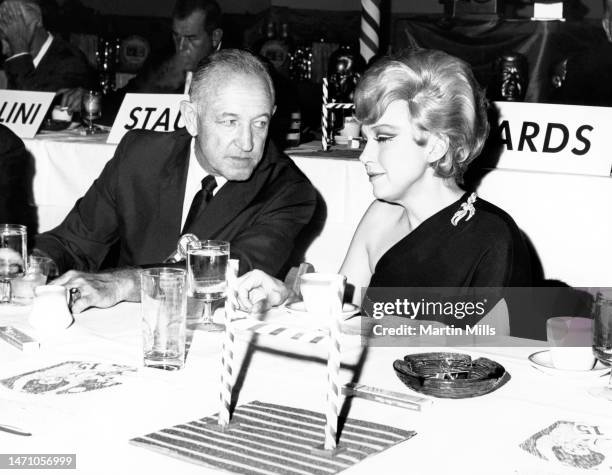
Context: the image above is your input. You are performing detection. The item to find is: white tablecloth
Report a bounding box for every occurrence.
[0,302,610,475]
[23,134,612,286]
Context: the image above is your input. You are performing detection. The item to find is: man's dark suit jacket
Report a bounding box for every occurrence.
[35,128,318,278]
[4,35,95,91]
[0,125,36,238]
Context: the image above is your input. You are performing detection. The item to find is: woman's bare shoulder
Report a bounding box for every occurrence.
[360,199,405,228]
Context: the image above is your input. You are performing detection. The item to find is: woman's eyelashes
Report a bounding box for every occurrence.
[374,134,394,143]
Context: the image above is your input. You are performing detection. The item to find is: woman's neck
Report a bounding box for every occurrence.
[399,176,463,229]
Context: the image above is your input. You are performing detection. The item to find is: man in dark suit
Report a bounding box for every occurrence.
[0,0,94,91]
[59,0,222,116]
[0,124,36,235]
[35,49,317,313]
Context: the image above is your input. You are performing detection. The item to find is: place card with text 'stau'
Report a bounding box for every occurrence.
[131,400,416,474]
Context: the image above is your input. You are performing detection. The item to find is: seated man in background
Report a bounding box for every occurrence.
[0,0,94,91]
[0,124,36,235]
[59,0,223,115]
[35,49,317,314]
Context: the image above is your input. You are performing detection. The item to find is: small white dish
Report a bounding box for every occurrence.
[528,350,608,378]
[286,301,359,320]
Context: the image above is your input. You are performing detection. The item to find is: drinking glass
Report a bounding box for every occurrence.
[0,224,27,304]
[141,268,187,370]
[81,90,102,135]
[589,293,612,400]
[187,240,229,332]
[11,255,56,305]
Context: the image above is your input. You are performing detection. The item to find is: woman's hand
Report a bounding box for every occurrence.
[231,270,291,314]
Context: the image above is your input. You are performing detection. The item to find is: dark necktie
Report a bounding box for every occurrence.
[182,175,217,233]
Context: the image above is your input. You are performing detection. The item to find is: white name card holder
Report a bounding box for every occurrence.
[494,101,612,177]
[0,90,54,138]
[107,93,188,144]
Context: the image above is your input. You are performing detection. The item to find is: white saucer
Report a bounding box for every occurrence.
[528,350,609,378]
[286,301,359,320]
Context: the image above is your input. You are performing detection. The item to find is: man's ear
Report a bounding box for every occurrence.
[180,100,198,136]
[426,133,449,163]
[212,28,223,50]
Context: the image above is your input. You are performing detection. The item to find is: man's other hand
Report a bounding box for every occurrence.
[58,87,85,114]
[51,268,141,313]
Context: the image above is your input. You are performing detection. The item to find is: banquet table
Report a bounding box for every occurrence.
[23,132,612,287]
[0,302,611,475]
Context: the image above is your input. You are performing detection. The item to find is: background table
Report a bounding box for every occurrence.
[23,133,612,287]
[0,302,610,474]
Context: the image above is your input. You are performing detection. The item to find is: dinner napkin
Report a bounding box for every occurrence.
[131,400,415,474]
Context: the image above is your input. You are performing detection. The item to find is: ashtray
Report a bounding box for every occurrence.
[393,352,509,399]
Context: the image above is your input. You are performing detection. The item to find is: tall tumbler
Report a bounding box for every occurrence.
[141,268,187,370]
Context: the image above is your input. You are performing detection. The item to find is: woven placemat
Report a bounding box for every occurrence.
[131,400,415,474]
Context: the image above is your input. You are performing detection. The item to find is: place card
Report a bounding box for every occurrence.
[107,93,187,144]
[0,90,54,138]
[494,101,612,177]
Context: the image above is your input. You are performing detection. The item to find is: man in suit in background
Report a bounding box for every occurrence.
[0,124,36,236]
[35,49,317,313]
[0,0,94,91]
[59,0,223,115]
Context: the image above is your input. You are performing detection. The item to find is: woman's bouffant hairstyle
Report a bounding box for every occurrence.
[354,49,490,182]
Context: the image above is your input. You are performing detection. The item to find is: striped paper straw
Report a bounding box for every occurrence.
[218,259,239,427]
[324,274,345,451]
[321,78,329,151]
[325,103,355,110]
[219,299,235,427]
[360,0,381,64]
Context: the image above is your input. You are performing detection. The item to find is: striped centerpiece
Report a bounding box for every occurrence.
[360,0,381,64]
[131,400,415,474]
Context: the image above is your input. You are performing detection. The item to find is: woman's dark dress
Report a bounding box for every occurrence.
[368,192,532,288]
[364,193,535,335]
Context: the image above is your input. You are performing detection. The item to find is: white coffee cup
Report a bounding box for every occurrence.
[29,285,74,332]
[546,316,596,370]
[299,273,345,316]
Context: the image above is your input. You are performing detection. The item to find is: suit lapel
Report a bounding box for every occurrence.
[158,132,190,248]
[187,142,279,239]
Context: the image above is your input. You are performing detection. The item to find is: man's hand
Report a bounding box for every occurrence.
[231,269,292,314]
[51,268,141,314]
[57,87,86,114]
[0,2,36,56]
